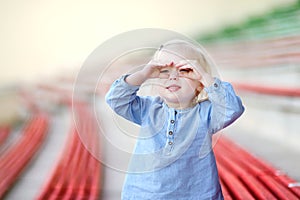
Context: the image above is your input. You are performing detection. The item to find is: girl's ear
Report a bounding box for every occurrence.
[196,82,204,92]
[194,82,204,97]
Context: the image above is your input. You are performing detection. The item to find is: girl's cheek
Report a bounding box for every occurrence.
[159,73,169,79]
[179,72,187,77]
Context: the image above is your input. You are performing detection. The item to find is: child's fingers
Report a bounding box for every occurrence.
[175,60,189,68]
[148,60,168,69]
[175,60,203,80]
[144,60,170,79]
[175,60,201,73]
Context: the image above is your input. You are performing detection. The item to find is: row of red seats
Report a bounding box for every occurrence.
[0,112,49,198]
[0,126,10,146]
[214,136,300,200]
[37,102,101,200]
[206,35,300,68]
[233,83,300,97]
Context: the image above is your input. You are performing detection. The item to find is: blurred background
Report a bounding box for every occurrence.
[0,0,299,199]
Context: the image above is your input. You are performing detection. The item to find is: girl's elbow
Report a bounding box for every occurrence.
[105,91,116,106]
[234,102,245,119]
[238,105,245,117]
[232,95,245,117]
[105,93,118,111]
[105,93,111,105]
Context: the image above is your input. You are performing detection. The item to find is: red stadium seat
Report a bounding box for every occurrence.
[37,102,101,200]
[0,112,49,198]
[214,136,300,200]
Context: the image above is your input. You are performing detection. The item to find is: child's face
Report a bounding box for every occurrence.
[154,48,203,109]
[156,65,202,109]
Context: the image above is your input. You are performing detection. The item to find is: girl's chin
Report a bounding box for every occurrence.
[159,92,193,104]
[163,97,193,107]
[160,94,180,102]
[163,100,195,109]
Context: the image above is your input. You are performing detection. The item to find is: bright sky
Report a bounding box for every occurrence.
[0,0,295,85]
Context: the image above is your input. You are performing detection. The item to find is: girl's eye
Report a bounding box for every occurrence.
[179,68,193,73]
[160,70,169,73]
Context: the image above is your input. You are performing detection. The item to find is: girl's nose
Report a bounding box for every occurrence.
[169,70,179,80]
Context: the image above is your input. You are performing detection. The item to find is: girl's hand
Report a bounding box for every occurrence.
[175,60,214,87]
[125,60,166,86]
[141,60,166,79]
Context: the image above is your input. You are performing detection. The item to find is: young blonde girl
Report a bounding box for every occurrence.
[106,39,244,200]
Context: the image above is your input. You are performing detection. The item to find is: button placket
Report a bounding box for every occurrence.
[165,109,176,153]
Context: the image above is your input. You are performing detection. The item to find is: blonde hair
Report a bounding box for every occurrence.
[153,39,213,103]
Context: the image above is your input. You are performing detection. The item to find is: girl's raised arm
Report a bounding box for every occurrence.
[125,60,165,86]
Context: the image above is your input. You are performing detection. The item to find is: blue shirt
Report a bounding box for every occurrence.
[105,75,244,200]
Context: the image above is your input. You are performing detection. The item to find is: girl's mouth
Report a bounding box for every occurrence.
[166,84,181,92]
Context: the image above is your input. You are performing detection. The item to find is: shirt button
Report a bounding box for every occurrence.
[168,131,173,135]
[168,141,173,145]
[214,83,218,88]
[170,120,175,124]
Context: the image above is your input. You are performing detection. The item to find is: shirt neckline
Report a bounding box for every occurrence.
[162,101,198,113]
